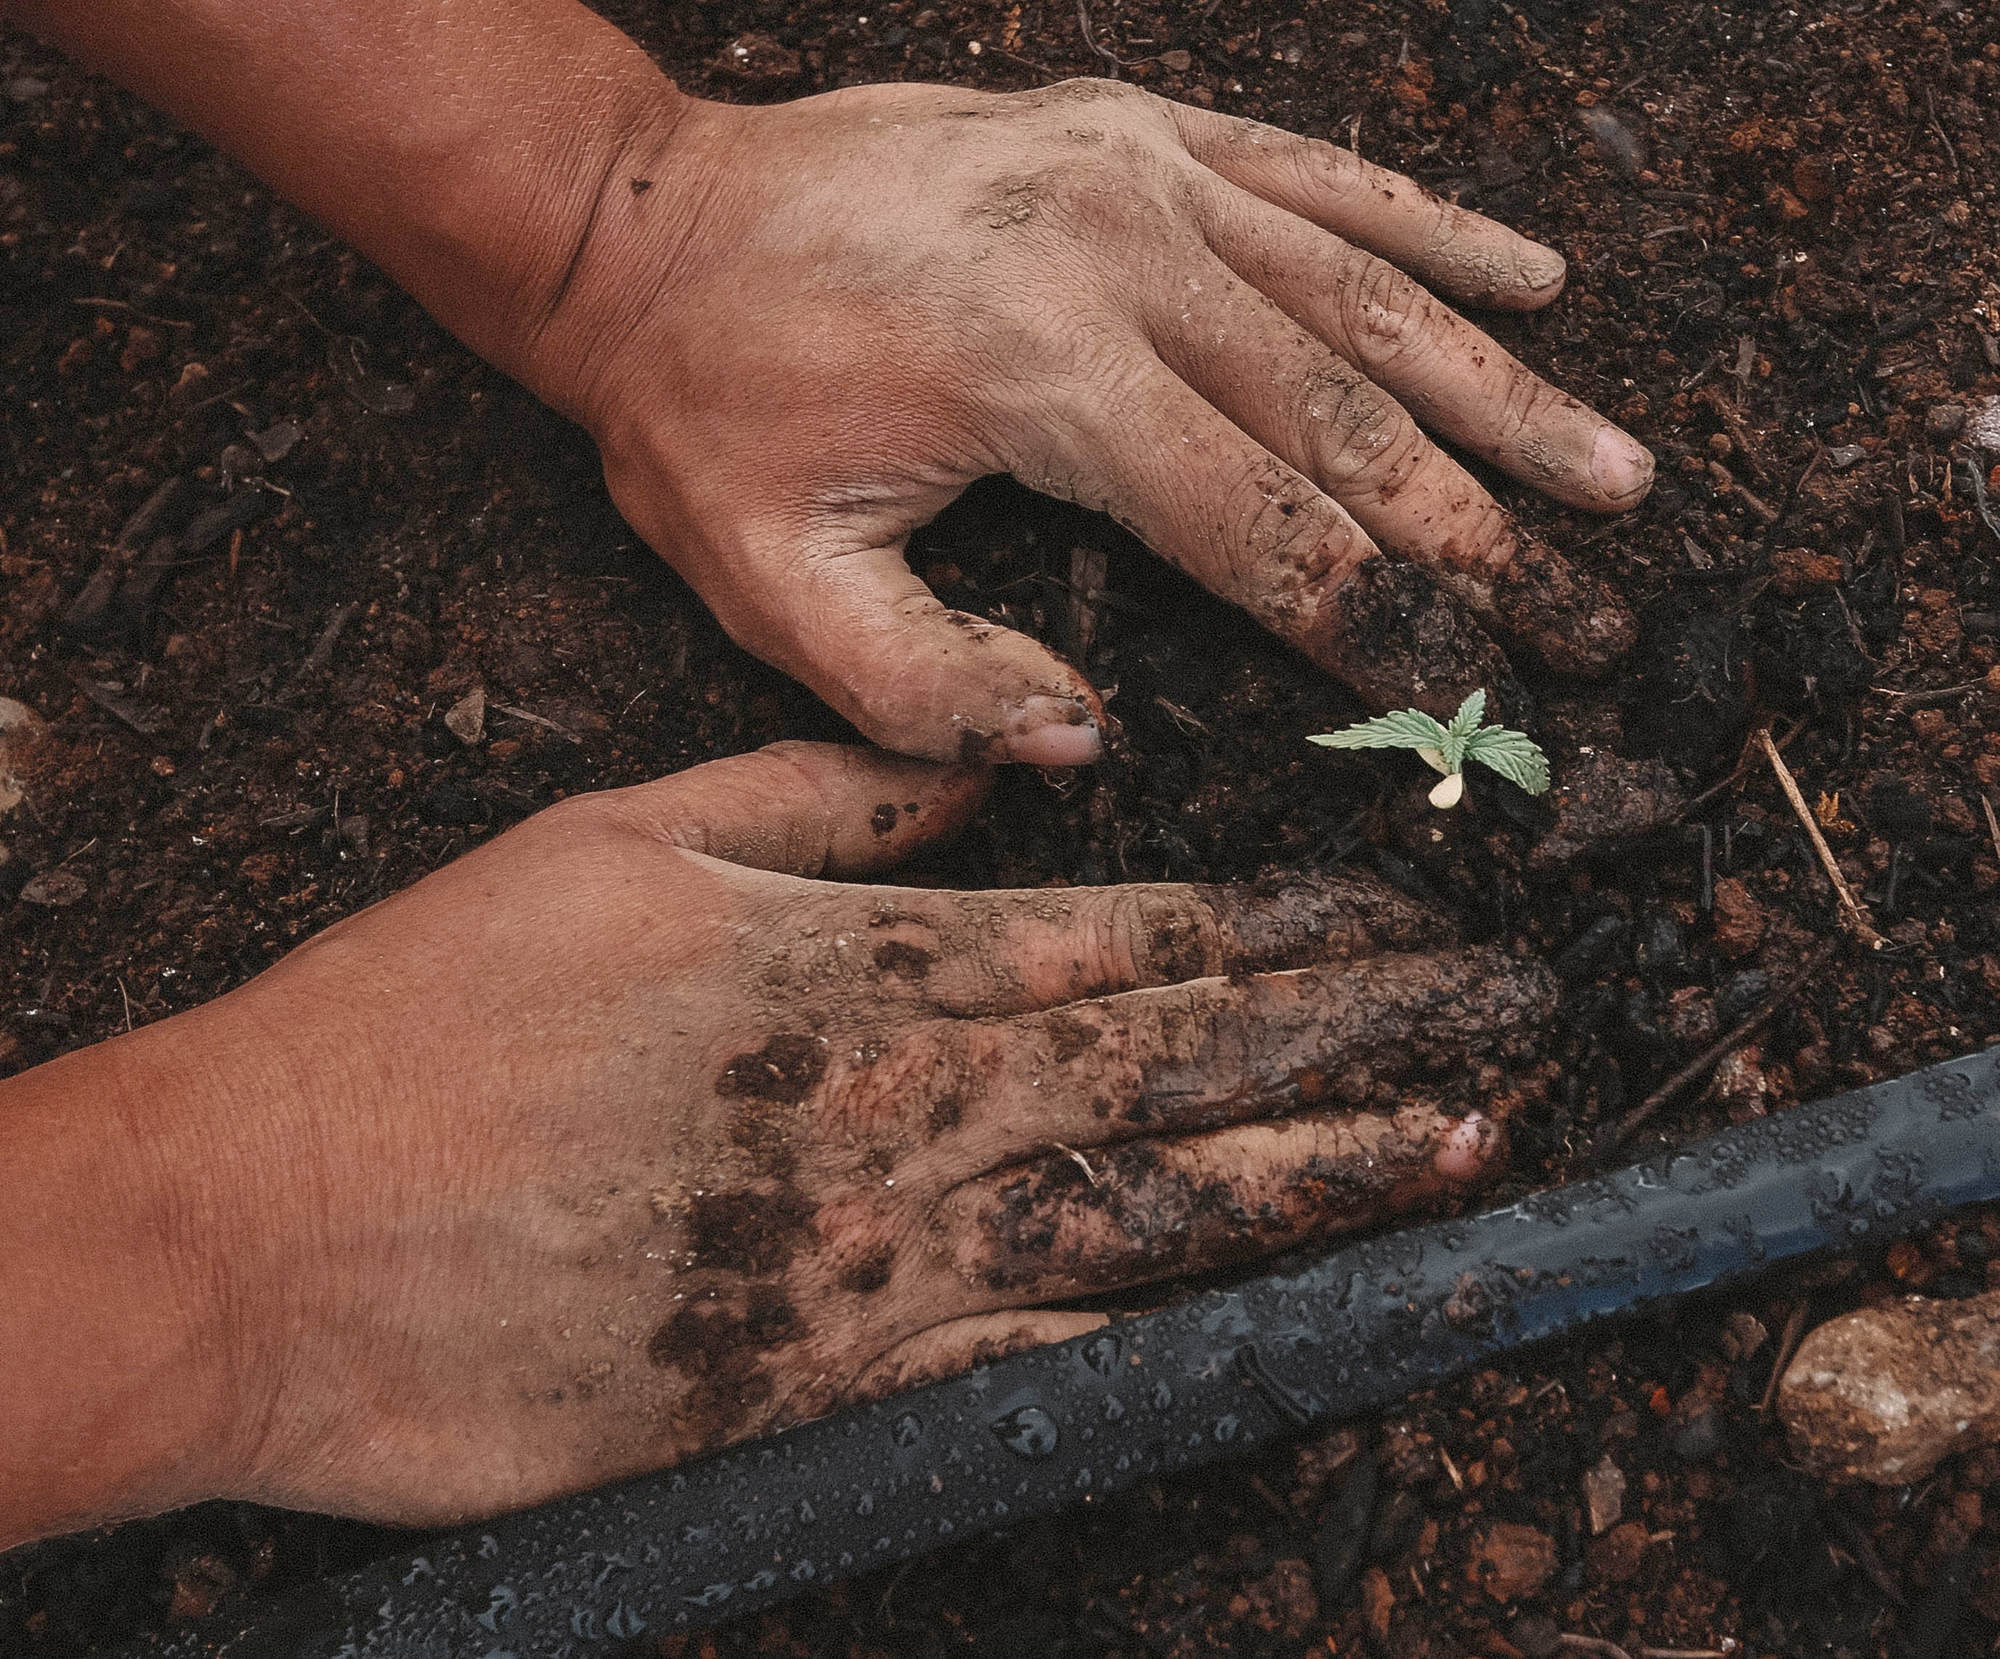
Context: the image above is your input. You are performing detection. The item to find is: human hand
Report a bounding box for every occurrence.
[1,743,1553,1536]
[532,79,1654,763]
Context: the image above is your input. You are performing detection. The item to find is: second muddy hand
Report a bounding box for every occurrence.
[0,743,1554,1543]
[8,0,1654,762]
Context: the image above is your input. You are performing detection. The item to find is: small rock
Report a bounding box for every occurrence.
[1465,1522,1558,1603]
[1587,1520,1653,1586]
[444,687,487,746]
[20,866,87,907]
[248,421,302,464]
[1713,1042,1771,1121]
[1928,404,1968,441]
[0,696,47,820]
[1710,876,1766,959]
[716,31,803,84]
[1582,1453,1626,1535]
[5,75,50,103]
[1828,443,1869,470]
[1158,47,1192,71]
[1720,1310,1769,1362]
[1780,1288,2000,1484]
[1577,104,1648,178]
[1970,396,2000,454]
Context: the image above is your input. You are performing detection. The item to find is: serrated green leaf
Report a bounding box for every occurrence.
[1440,689,1487,770]
[1463,726,1550,794]
[1307,708,1451,753]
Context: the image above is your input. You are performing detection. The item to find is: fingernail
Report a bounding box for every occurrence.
[1517,245,1567,294]
[1004,696,1102,766]
[1590,427,1655,502]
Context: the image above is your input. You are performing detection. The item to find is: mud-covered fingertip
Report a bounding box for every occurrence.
[1515,243,1568,300]
[1590,426,1656,505]
[1434,1112,1502,1183]
[1001,694,1103,766]
[1490,537,1637,678]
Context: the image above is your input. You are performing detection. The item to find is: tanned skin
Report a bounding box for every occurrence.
[0,0,1643,1547]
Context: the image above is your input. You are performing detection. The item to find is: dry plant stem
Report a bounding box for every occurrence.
[1982,793,2000,865]
[1561,1636,1635,1659]
[1758,1300,1811,1416]
[1756,728,1887,950]
[1612,941,1837,1145]
[1683,716,1802,816]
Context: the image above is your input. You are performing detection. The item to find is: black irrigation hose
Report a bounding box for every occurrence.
[127,1045,2000,1659]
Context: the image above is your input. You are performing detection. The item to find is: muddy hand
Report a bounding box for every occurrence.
[531,82,1651,755]
[3,744,1549,1533]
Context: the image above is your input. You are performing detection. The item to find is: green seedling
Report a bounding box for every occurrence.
[1308,690,1550,810]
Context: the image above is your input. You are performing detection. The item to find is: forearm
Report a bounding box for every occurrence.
[1,0,688,398]
[0,1015,253,1548]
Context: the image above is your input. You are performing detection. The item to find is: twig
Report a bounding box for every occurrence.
[74,296,195,330]
[1614,941,1837,1144]
[492,702,584,745]
[1076,0,1122,75]
[1561,1636,1635,1659]
[1052,1142,1100,1187]
[1982,794,2000,866]
[1924,87,1961,179]
[1758,1301,1810,1416]
[1641,1650,1736,1658]
[1684,717,1802,814]
[1757,728,1886,950]
[1869,679,1989,709]
[117,977,134,1033]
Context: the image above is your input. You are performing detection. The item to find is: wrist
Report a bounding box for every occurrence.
[0,1008,267,1544]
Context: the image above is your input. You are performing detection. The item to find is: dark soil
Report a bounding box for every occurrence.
[4,0,2000,1653]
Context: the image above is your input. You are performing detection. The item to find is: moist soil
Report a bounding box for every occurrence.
[4,0,2000,1653]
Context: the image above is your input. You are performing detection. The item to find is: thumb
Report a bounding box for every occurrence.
[602,740,990,879]
[703,532,1105,767]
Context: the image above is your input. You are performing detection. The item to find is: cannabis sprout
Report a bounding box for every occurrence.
[1308,690,1550,810]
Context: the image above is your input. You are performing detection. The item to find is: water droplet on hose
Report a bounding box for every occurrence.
[992,1404,1060,1458]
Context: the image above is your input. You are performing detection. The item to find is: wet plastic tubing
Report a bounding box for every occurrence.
[126,1045,2000,1659]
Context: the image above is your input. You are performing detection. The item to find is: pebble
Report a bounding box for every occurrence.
[1465,1522,1557,1602]
[1970,396,2000,454]
[1720,1310,1769,1361]
[1779,1289,2000,1484]
[1828,444,1869,470]
[1927,404,1967,441]
[1582,1452,1626,1534]
[19,867,87,907]
[444,687,487,746]
[5,75,50,104]
[0,696,47,821]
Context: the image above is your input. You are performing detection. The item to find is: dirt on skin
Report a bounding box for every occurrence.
[5,0,2000,1653]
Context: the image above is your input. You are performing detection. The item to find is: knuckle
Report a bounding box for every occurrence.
[1099,887,1224,987]
[1341,258,1438,370]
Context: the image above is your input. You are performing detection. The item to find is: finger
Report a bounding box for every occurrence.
[693,524,1104,767]
[935,1102,1503,1301]
[600,739,988,878]
[1195,186,1654,514]
[1168,104,1568,312]
[847,1311,1108,1404]
[890,946,1554,1162]
[1150,256,1634,674]
[1023,350,1523,718]
[838,869,1455,1018]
